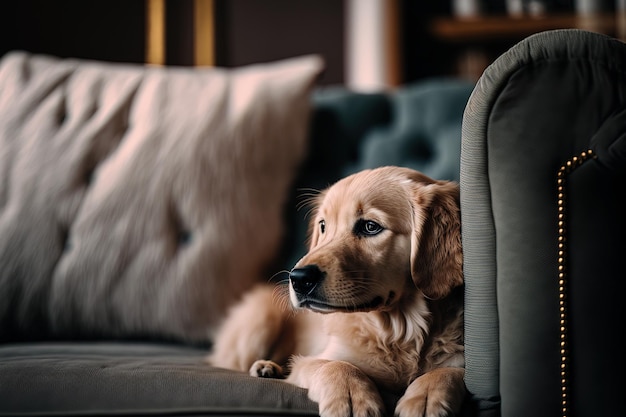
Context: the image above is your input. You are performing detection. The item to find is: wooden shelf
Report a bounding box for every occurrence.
[428,12,623,82]
[431,13,617,43]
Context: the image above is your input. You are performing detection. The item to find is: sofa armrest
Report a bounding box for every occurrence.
[461,29,626,417]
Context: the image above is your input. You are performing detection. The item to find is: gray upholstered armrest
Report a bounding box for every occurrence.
[461,29,626,417]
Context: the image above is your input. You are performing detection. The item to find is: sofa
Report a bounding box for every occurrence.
[0,28,624,417]
[0,48,472,416]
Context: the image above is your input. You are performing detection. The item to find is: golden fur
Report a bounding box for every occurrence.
[209,166,466,417]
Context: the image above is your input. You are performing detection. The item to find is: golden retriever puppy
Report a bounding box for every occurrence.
[209,166,465,417]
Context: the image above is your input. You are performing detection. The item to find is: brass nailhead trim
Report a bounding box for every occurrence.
[556,148,596,417]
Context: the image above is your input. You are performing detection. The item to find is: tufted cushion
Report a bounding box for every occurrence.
[0,52,323,342]
[353,80,473,181]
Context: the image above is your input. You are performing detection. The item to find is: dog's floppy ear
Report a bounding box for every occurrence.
[408,177,463,300]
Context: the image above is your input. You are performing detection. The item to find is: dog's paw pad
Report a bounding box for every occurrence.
[249,360,284,379]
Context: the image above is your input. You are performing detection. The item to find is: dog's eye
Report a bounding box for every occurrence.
[355,220,384,236]
[319,220,326,234]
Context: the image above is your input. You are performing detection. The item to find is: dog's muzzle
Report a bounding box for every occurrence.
[289,265,325,296]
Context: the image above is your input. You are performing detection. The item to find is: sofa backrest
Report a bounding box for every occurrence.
[461,29,626,417]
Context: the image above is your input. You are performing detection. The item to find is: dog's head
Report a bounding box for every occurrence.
[289,166,463,313]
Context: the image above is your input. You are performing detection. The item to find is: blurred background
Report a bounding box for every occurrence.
[0,0,623,88]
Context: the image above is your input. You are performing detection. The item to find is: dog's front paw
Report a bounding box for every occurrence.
[395,368,465,417]
[250,360,284,378]
[308,361,385,417]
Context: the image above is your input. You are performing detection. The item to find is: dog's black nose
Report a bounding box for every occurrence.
[290,265,324,295]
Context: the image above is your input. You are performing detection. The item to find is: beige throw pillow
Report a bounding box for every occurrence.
[0,52,323,342]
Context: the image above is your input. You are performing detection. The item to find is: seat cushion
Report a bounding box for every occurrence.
[0,342,318,416]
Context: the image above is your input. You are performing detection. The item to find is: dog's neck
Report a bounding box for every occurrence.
[371,290,431,346]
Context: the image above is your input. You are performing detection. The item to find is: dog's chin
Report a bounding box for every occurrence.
[290,291,396,314]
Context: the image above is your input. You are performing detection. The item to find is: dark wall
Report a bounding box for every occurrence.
[0,0,445,85]
[400,1,453,82]
[0,1,146,63]
[215,0,344,84]
[0,0,345,84]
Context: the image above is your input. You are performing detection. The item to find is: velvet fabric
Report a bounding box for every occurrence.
[461,29,626,417]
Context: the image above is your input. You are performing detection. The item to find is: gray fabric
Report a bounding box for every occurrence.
[461,29,626,417]
[567,146,626,417]
[0,342,318,416]
[460,77,500,403]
